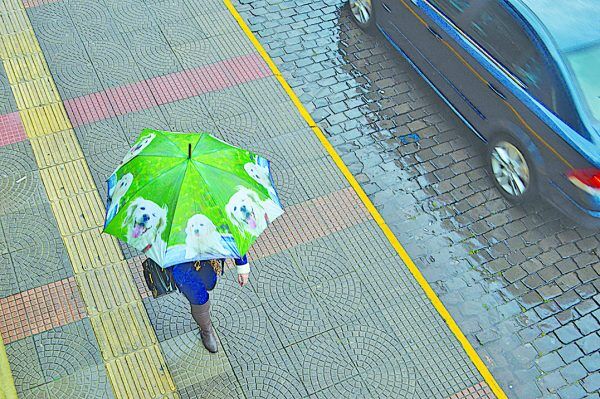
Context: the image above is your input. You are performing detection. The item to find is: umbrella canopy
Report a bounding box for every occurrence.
[103,129,284,268]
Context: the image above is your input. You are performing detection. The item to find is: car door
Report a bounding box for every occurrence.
[376,0,484,136]
[381,0,490,135]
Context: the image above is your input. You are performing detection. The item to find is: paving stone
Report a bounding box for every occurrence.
[143,292,196,341]
[560,362,588,384]
[0,204,73,292]
[555,323,583,344]
[580,352,600,373]
[41,364,114,399]
[232,348,309,399]
[74,118,131,157]
[0,65,17,114]
[557,383,587,399]
[34,319,103,382]
[582,373,600,393]
[575,333,600,355]
[160,329,232,390]
[5,337,45,393]
[286,330,357,394]
[538,370,567,393]
[575,313,600,336]
[178,372,245,399]
[533,334,561,355]
[558,343,585,364]
[336,323,417,398]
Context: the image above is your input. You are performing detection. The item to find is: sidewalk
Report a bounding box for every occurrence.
[1,0,495,397]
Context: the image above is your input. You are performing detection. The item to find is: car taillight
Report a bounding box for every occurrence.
[567,168,600,196]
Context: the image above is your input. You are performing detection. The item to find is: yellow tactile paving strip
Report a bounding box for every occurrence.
[0,0,178,397]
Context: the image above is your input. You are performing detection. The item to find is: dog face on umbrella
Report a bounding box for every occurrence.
[123,197,168,251]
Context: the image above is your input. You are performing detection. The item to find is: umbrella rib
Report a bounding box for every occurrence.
[119,162,185,205]
[161,162,189,250]
[191,158,258,188]
[158,130,202,158]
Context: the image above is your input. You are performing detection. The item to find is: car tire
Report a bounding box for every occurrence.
[349,0,376,31]
[487,134,537,204]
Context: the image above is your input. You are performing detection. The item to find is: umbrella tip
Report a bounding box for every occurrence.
[188,143,191,159]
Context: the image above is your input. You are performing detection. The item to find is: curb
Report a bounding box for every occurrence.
[223,1,507,398]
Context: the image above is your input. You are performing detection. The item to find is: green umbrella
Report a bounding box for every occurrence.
[103,129,284,268]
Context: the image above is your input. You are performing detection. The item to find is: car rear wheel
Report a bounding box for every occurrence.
[349,0,375,30]
[488,135,537,203]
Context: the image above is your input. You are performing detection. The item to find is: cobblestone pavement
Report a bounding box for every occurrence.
[0,0,500,397]
[232,1,600,398]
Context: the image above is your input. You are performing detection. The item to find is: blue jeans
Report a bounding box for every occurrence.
[171,262,218,305]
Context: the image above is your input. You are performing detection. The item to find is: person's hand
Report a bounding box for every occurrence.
[237,273,249,287]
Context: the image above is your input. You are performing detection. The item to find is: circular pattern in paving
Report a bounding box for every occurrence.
[338,324,417,398]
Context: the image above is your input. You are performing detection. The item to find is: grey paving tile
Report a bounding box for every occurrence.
[232,348,308,399]
[160,329,232,390]
[158,97,215,134]
[0,204,72,291]
[255,101,308,136]
[178,372,245,399]
[0,140,37,176]
[173,33,254,70]
[159,17,209,47]
[74,118,130,158]
[0,253,18,298]
[122,26,182,79]
[143,292,196,342]
[237,76,290,114]
[105,0,153,34]
[0,62,16,115]
[6,336,45,393]
[215,304,282,362]
[0,170,47,217]
[286,330,357,395]
[34,319,103,382]
[293,155,348,196]
[212,110,272,148]
[309,272,371,327]
[116,108,171,145]
[309,376,371,399]
[193,10,240,37]
[202,85,254,122]
[27,2,80,52]
[245,128,329,168]
[147,0,194,27]
[40,364,114,399]
[86,38,143,88]
[336,322,418,398]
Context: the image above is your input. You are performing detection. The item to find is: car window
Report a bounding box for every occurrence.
[427,0,470,20]
[427,0,585,135]
[465,2,545,90]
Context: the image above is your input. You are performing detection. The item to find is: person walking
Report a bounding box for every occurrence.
[170,255,249,353]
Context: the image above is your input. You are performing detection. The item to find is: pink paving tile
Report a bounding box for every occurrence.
[446,381,495,399]
[221,53,272,84]
[0,112,27,147]
[63,53,272,128]
[0,278,86,344]
[105,80,158,117]
[64,91,115,127]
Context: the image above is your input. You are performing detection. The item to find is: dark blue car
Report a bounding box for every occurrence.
[350,0,600,228]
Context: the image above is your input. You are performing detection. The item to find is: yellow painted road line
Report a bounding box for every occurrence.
[0,0,177,397]
[223,1,507,398]
[0,335,17,399]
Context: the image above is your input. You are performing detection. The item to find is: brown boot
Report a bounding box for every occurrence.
[190,301,218,353]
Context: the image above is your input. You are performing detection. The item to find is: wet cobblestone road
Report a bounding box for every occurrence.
[234,1,600,397]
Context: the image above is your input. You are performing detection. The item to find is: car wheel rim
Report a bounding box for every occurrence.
[491,141,530,197]
[350,0,372,24]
